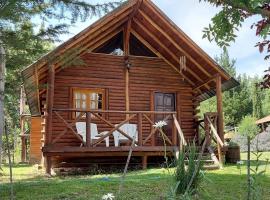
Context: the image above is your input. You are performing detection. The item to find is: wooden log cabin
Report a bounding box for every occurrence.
[21,0,238,174]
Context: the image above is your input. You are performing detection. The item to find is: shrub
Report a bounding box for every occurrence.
[174,143,203,195]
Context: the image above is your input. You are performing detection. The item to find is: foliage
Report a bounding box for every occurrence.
[238,115,260,138]
[249,150,269,200]
[200,50,254,126]
[252,78,263,119]
[174,144,203,196]
[199,0,270,88]
[0,0,122,163]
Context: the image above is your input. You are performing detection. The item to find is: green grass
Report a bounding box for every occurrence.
[0,152,269,200]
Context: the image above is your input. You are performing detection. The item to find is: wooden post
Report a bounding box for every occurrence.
[21,136,26,163]
[45,156,52,175]
[45,64,55,175]
[204,114,211,148]
[216,76,224,165]
[124,20,131,119]
[86,112,91,147]
[172,116,177,146]
[45,64,55,145]
[142,155,147,170]
[137,113,143,146]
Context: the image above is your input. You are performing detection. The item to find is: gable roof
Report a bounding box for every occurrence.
[22,0,238,116]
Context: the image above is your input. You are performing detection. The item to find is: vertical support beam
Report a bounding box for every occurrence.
[124,20,131,119]
[21,136,26,163]
[150,92,155,146]
[45,64,55,146]
[137,113,143,146]
[45,156,52,175]
[172,117,177,146]
[204,114,211,147]
[216,75,224,165]
[86,112,91,147]
[142,155,147,170]
[45,64,55,175]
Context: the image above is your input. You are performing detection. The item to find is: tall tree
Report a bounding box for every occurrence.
[0,0,122,166]
[0,37,5,165]
[251,77,263,118]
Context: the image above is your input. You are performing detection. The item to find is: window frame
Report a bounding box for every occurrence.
[71,87,106,118]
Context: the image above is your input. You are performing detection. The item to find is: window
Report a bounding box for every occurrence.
[72,88,105,117]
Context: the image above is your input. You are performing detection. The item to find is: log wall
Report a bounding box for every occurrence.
[50,53,197,146]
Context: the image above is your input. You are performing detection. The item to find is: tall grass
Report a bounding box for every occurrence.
[174,143,203,195]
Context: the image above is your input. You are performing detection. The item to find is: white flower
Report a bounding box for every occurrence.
[237,161,244,165]
[102,193,115,200]
[153,121,167,128]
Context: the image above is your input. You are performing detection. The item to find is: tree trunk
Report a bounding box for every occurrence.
[5,122,14,200]
[0,40,6,167]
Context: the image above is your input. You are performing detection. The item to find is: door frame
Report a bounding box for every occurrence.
[150,90,179,146]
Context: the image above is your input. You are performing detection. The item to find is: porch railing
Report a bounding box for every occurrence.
[49,109,187,148]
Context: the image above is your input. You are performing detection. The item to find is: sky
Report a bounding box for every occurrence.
[55,0,269,77]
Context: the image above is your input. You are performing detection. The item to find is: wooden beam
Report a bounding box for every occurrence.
[35,0,137,72]
[216,75,224,165]
[193,74,218,91]
[86,112,91,147]
[45,64,55,146]
[137,9,212,79]
[133,18,209,89]
[131,30,195,87]
[144,0,229,80]
[124,20,131,115]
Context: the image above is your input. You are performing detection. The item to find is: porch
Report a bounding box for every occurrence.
[43,109,187,168]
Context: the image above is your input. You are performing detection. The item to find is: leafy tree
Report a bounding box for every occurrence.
[0,0,122,166]
[239,115,259,138]
[200,0,270,88]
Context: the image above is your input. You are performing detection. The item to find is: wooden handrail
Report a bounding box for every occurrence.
[52,108,176,115]
[173,114,187,146]
[51,109,185,148]
[206,116,224,147]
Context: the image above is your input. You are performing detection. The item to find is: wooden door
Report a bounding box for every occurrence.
[154,92,175,145]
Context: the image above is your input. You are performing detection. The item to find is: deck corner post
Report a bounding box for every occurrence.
[216,75,224,164]
[45,155,52,176]
[142,155,147,170]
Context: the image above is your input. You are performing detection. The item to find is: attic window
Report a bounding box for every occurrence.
[93,32,123,55]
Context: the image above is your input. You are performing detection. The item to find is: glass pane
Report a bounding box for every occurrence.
[90,101,97,109]
[75,100,81,108]
[75,92,80,100]
[82,94,86,100]
[98,101,102,109]
[90,93,98,101]
[82,101,86,109]
[98,94,102,101]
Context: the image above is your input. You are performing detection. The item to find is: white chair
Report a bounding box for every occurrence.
[76,122,109,147]
[113,124,138,147]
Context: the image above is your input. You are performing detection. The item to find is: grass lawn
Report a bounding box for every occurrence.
[0,152,269,200]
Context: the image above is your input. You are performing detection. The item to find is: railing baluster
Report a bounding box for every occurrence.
[86,112,91,147]
[137,113,143,146]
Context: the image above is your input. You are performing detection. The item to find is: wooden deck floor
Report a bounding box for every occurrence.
[42,146,178,157]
